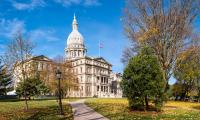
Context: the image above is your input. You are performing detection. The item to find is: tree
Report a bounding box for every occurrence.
[4,32,35,110]
[174,46,200,101]
[16,77,49,99]
[171,83,183,101]
[121,47,165,111]
[44,55,78,115]
[0,61,12,95]
[46,55,79,97]
[197,77,200,102]
[122,0,200,93]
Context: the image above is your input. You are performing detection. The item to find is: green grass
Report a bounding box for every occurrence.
[85,98,200,120]
[0,99,75,120]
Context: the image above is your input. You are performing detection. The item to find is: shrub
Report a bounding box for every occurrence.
[121,46,165,111]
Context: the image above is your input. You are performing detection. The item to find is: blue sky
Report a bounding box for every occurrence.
[1,0,199,85]
[0,0,129,73]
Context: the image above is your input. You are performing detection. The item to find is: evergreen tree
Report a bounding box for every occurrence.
[16,77,49,99]
[121,47,165,111]
[0,61,12,95]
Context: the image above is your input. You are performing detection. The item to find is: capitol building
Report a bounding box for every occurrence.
[64,15,122,98]
[13,15,122,98]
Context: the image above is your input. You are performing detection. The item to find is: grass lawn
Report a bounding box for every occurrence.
[86,98,200,120]
[0,98,77,120]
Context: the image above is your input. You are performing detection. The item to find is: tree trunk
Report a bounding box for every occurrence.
[181,91,186,101]
[24,95,29,110]
[145,96,149,110]
[175,93,178,101]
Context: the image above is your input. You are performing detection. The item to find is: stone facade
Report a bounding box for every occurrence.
[13,55,55,90]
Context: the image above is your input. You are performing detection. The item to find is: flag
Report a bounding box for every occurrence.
[99,42,103,48]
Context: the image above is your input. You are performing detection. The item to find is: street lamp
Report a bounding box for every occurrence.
[56,69,64,115]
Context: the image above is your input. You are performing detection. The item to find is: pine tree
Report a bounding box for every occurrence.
[16,77,49,99]
[0,62,12,95]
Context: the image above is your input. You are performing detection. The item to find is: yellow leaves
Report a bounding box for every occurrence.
[178,46,200,62]
[138,27,160,42]
[86,99,200,119]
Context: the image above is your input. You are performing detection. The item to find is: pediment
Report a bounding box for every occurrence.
[32,55,52,62]
[95,57,110,65]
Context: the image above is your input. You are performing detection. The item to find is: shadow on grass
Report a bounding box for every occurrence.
[0,98,55,102]
[0,97,82,102]
[192,105,200,110]
[1,105,73,120]
[0,99,20,102]
[24,105,73,120]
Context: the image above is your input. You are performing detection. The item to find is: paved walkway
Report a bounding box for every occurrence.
[70,99,109,120]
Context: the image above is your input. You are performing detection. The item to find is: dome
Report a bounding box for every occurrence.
[67,29,84,45]
[67,14,84,46]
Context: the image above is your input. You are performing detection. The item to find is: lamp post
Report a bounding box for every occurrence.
[56,69,64,115]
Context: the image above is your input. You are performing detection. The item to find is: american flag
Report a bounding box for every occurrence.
[99,42,103,48]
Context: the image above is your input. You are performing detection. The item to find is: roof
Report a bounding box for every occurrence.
[31,55,52,62]
[13,55,53,68]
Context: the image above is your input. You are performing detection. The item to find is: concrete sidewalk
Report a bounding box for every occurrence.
[70,99,109,120]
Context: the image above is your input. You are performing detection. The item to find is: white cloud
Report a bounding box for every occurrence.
[0,18,59,42]
[54,0,101,7]
[54,0,81,6]
[29,29,59,42]
[0,18,26,38]
[11,0,100,10]
[12,0,46,10]
[84,0,101,6]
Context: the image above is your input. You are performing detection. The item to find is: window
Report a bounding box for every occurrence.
[80,67,82,73]
[97,86,99,91]
[101,77,103,83]
[97,76,99,83]
[87,76,91,82]
[106,86,108,92]
[87,86,91,92]
[87,67,91,73]
[80,76,83,82]
[105,78,108,83]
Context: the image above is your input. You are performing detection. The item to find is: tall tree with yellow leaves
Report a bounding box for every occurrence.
[122,0,200,92]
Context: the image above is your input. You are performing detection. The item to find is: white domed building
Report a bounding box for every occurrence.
[64,15,122,98]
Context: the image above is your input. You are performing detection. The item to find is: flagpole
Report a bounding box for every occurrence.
[99,39,100,57]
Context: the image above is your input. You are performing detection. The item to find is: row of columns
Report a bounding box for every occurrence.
[66,49,86,58]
